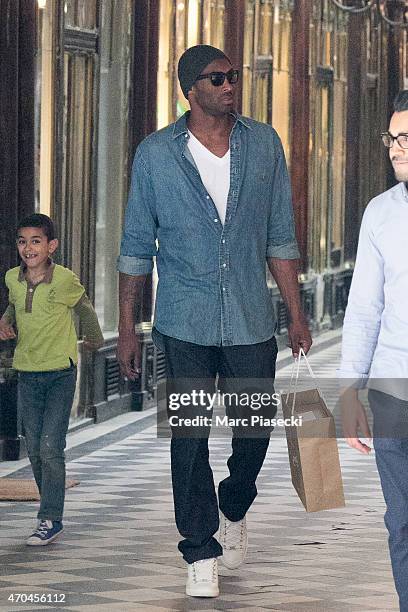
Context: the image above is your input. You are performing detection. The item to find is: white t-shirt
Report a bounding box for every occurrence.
[187,130,230,224]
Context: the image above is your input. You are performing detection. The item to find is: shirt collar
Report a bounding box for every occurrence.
[18,258,55,284]
[172,111,252,140]
[401,182,408,201]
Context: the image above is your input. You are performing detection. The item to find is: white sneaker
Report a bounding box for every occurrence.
[186,557,219,597]
[219,512,248,569]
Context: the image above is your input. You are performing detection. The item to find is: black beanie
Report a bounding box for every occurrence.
[178,45,231,99]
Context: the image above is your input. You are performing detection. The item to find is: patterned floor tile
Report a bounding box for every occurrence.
[0,335,400,610]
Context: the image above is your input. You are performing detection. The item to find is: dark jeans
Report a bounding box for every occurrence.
[158,330,278,564]
[18,365,77,521]
[370,389,408,612]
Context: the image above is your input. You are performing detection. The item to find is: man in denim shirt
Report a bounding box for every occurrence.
[117,45,312,598]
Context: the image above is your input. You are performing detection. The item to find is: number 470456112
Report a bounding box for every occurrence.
[8,593,66,603]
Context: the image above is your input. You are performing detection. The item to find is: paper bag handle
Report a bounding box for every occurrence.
[286,348,323,417]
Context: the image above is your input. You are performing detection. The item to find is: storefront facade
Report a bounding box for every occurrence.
[0,0,407,439]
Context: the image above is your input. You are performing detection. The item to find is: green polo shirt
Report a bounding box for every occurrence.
[5,263,85,372]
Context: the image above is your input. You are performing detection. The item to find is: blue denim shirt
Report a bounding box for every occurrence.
[117,112,299,347]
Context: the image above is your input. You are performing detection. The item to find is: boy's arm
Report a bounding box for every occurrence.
[0,304,16,341]
[2,304,15,325]
[73,294,104,350]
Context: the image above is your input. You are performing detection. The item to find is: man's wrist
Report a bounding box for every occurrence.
[340,387,359,399]
[287,308,306,324]
[118,323,136,336]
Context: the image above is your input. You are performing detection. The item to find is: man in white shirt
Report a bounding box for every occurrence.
[339,90,408,612]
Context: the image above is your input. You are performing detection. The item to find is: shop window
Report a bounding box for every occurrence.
[64,0,97,29]
[56,33,98,302]
[157,0,226,128]
[242,0,273,122]
[61,52,95,281]
[272,1,292,164]
[331,79,346,267]
[310,77,331,271]
[358,8,388,216]
[242,1,256,117]
[242,0,293,163]
[157,0,173,129]
[258,0,273,55]
[94,0,133,333]
[35,0,132,331]
[202,0,225,47]
[35,0,55,215]
[308,0,348,272]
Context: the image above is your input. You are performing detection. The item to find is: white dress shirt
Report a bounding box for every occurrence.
[338,182,408,400]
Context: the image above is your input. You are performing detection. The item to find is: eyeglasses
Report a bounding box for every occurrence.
[381,132,408,149]
[196,69,239,87]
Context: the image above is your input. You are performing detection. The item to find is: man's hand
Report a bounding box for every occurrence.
[288,313,312,358]
[0,319,16,341]
[117,329,142,381]
[340,388,372,454]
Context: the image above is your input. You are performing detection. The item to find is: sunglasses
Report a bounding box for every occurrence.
[196,69,239,87]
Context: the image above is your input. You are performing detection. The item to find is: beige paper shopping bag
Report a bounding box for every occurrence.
[282,350,345,512]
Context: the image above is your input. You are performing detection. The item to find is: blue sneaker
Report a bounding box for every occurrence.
[26,519,64,546]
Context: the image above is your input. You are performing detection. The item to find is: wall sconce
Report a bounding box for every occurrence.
[330,0,408,28]
[330,0,375,12]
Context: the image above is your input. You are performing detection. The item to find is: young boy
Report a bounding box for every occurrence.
[0,213,103,546]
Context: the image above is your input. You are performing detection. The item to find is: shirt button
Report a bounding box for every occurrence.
[206,195,210,199]
[29,288,33,293]
[223,263,227,268]
[222,240,225,244]
[214,219,218,223]
[222,287,226,291]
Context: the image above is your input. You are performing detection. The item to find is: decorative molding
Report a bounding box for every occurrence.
[64,27,98,53]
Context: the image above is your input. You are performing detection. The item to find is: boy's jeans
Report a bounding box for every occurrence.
[370,389,408,612]
[18,365,77,521]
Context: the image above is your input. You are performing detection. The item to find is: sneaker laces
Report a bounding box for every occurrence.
[34,520,53,535]
[192,558,217,583]
[223,517,245,550]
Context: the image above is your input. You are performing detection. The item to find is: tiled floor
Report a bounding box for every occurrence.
[0,333,398,611]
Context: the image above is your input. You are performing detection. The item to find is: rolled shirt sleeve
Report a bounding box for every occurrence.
[337,203,384,388]
[266,135,300,260]
[117,147,157,276]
